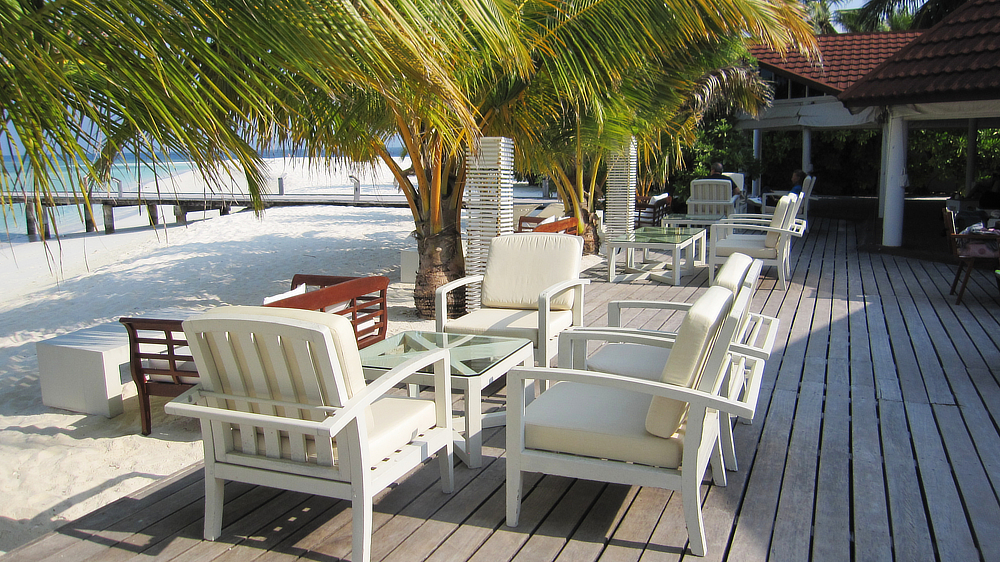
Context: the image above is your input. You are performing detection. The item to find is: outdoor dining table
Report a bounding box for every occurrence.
[359,330,533,468]
[606,226,706,285]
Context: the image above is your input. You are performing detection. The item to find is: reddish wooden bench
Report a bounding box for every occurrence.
[120,274,390,435]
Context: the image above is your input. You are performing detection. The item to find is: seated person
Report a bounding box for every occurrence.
[703,162,741,198]
[790,169,806,196]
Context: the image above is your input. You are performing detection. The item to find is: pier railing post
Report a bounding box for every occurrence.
[103,204,115,234]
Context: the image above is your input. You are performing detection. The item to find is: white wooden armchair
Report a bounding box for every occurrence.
[165,306,454,562]
[506,286,752,556]
[436,233,589,367]
[559,255,777,471]
[688,178,736,216]
[709,194,804,290]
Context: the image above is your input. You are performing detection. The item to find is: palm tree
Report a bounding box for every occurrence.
[279,0,817,318]
[1,0,507,233]
[852,0,966,29]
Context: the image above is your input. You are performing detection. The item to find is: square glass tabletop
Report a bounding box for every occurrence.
[612,226,704,244]
[359,331,532,377]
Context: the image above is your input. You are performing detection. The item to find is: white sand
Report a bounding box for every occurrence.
[0,158,442,555]
[0,157,587,554]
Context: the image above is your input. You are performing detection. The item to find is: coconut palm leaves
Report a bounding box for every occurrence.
[0,0,513,214]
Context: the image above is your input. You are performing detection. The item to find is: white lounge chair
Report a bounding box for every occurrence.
[435,233,589,367]
[709,194,804,290]
[165,306,455,562]
[559,254,778,471]
[506,286,753,556]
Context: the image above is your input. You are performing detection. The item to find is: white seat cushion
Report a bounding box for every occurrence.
[713,253,753,293]
[443,308,574,345]
[712,238,779,260]
[586,343,668,381]
[764,196,793,247]
[525,381,685,469]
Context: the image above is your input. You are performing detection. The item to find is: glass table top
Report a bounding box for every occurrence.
[359,331,531,377]
[611,226,705,244]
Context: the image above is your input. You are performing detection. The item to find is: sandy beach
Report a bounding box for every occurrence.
[0,155,592,555]
[0,157,474,554]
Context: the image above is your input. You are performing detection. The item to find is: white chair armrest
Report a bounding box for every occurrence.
[508,366,755,419]
[435,275,485,331]
[538,278,589,331]
[558,327,678,370]
[731,312,779,361]
[608,300,692,327]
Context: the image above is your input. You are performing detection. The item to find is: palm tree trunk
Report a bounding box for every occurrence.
[413,226,466,319]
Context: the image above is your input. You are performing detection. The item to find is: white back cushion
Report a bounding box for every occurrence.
[645,286,733,438]
[765,195,794,247]
[481,233,583,311]
[713,253,753,293]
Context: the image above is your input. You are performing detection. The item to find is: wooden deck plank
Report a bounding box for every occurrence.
[905,401,979,560]
[879,400,935,562]
[932,404,1000,561]
[510,479,607,562]
[768,382,823,562]
[849,391,893,561]
[810,368,851,562]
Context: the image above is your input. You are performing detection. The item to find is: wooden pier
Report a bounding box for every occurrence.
[4,214,1000,561]
[17,190,411,241]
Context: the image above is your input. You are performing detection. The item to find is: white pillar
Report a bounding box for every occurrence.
[605,138,637,240]
[802,128,812,174]
[878,122,890,218]
[464,137,515,308]
[752,129,762,198]
[966,119,978,194]
[882,114,907,247]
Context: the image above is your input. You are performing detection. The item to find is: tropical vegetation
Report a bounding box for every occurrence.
[3,0,817,317]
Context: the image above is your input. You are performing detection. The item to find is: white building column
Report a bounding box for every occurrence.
[966,118,978,194]
[879,121,890,218]
[752,129,762,197]
[882,114,908,247]
[802,128,812,174]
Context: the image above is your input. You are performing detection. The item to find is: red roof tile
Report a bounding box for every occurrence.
[751,32,922,94]
[839,0,1000,106]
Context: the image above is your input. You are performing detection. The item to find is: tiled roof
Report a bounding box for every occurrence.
[751,32,922,94]
[839,0,1000,106]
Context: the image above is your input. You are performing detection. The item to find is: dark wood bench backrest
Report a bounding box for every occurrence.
[264,274,390,349]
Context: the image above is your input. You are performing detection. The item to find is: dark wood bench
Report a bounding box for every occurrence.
[635,194,672,227]
[120,274,390,435]
[516,215,578,234]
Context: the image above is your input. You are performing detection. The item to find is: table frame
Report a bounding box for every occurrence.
[361,331,534,468]
[606,227,706,285]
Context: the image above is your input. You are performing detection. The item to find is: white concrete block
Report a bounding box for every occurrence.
[36,322,131,418]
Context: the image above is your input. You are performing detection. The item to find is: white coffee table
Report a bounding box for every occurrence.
[360,331,533,468]
[606,226,706,285]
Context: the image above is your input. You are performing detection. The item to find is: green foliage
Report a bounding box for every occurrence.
[661,114,757,202]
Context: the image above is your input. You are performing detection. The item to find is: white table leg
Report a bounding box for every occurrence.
[461,377,484,468]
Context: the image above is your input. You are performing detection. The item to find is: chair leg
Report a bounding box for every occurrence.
[683,477,707,557]
[710,440,727,486]
[439,443,454,493]
[506,468,523,527]
[137,385,152,436]
[950,263,965,295]
[352,494,374,562]
[956,260,975,305]
[203,474,225,540]
[720,414,738,471]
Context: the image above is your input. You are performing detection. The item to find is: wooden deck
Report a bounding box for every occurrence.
[6,216,1000,562]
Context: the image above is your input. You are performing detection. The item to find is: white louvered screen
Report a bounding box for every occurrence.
[464,137,514,308]
[605,139,637,241]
